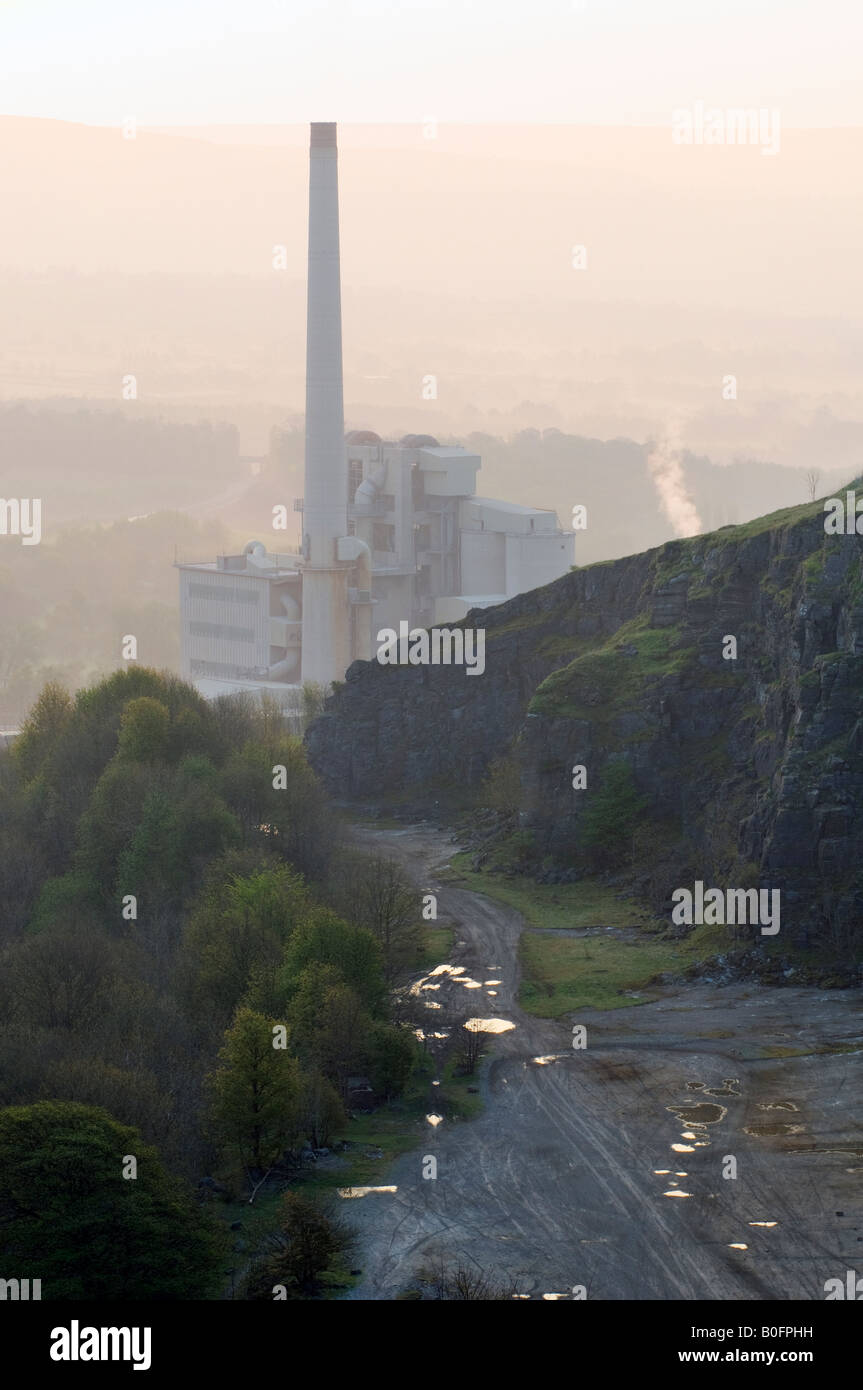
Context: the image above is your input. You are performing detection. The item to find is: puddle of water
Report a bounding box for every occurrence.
[532,1055,563,1066]
[459,980,482,989]
[672,1143,695,1153]
[681,1131,698,1140]
[706,1079,740,1097]
[410,964,467,996]
[667,1103,727,1126]
[728,1243,748,1251]
[686,1082,706,1091]
[542,1293,568,1300]
[758,1101,798,1112]
[426,1113,443,1127]
[654,1169,671,1174]
[663,1190,693,1198]
[674,1171,688,1177]
[748,1221,778,1228]
[465,1017,515,1033]
[485,980,502,986]
[487,990,498,996]
[789,1147,863,1158]
[424,1001,442,1010]
[338,1186,398,1199]
[432,1080,440,1086]
[744,1122,805,1137]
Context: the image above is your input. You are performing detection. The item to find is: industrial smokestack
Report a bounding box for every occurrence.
[303,121,347,566]
[300,122,352,685]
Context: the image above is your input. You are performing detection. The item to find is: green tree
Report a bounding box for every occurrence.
[0,1100,224,1299]
[340,853,421,983]
[241,1191,354,1298]
[11,681,73,783]
[480,752,522,819]
[207,1008,302,1173]
[280,909,385,1015]
[299,1070,346,1149]
[116,696,171,763]
[220,736,331,878]
[368,1022,415,1100]
[580,758,647,869]
[115,758,240,912]
[285,964,372,1096]
[184,864,310,1019]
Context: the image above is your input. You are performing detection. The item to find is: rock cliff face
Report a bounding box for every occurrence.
[307,494,863,950]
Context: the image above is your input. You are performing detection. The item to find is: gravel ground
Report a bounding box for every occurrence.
[343,823,863,1301]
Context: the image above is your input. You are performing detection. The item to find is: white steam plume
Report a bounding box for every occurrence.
[646,426,702,538]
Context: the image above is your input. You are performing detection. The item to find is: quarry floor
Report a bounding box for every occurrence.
[343,823,863,1301]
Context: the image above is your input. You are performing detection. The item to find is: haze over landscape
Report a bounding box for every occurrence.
[1,0,861,1340]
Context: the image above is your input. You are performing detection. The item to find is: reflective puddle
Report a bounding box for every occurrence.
[706,1079,740,1098]
[744,1122,805,1137]
[667,1103,727,1126]
[337,1186,398,1199]
[465,1017,515,1033]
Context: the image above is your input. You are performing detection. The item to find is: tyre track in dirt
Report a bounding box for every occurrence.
[341,824,862,1301]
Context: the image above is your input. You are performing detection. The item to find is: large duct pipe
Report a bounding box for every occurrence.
[336,536,373,663]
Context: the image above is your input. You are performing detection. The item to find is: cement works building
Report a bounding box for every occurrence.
[177,124,573,704]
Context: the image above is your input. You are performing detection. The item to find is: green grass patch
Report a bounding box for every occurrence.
[528,617,693,722]
[711,500,823,543]
[445,851,657,931]
[414,922,455,972]
[519,921,726,1017]
[436,1056,485,1121]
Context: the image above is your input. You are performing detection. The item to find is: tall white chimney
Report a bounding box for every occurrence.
[303,121,347,566]
[301,121,352,686]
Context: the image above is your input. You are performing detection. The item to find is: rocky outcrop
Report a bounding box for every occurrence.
[307,495,863,950]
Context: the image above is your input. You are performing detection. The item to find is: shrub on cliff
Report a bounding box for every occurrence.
[580,759,647,870]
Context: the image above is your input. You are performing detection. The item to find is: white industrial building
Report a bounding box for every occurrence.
[178,123,573,703]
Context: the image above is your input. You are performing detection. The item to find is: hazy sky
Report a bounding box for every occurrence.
[3,0,862,127]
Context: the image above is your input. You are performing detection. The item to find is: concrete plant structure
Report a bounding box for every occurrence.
[178,123,573,704]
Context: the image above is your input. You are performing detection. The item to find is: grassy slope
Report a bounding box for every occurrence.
[445,851,726,1017]
[520,922,726,1016]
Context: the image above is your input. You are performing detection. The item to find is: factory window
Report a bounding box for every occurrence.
[189,621,255,643]
[372,522,395,553]
[191,660,261,679]
[348,459,363,496]
[189,583,259,605]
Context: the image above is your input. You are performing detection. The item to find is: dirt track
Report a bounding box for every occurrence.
[343,824,863,1301]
